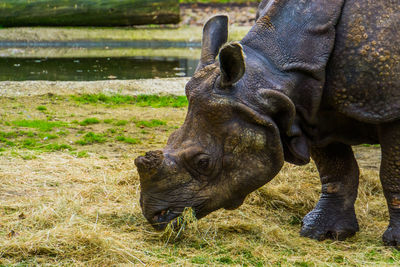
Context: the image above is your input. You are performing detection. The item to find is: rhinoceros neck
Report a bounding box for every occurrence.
[241,0,345,123]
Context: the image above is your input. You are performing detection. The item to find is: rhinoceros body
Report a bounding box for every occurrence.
[135,0,400,246]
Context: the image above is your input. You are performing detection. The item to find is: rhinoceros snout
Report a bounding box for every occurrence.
[135,150,164,181]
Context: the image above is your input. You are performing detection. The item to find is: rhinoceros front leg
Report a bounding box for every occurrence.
[300,143,359,241]
[379,122,400,246]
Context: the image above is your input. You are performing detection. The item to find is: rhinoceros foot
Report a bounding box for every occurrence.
[383,225,400,247]
[300,203,359,241]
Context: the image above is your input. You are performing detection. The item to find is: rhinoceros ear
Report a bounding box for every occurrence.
[219,42,245,87]
[197,15,228,71]
[258,89,310,165]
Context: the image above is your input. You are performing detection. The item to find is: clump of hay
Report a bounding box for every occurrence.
[161,207,198,243]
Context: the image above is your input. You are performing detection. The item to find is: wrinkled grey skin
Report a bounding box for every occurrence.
[135,0,400,245]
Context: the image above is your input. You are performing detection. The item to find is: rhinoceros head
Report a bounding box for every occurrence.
[135,15,310,230]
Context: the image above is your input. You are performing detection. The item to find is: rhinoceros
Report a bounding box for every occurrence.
[135,0,400,245]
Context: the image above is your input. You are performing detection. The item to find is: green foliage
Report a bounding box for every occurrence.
[12,120,68,132]
[79,118,100,126]
[71,94,188,108]
[76,132,106,145]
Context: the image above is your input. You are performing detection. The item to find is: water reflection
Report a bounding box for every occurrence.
[1,56,199,81]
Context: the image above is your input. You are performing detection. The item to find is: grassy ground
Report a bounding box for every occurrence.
[180,0,259,3]
[0,93,398,266]
[0,47,201,59]
[0,25,250,43]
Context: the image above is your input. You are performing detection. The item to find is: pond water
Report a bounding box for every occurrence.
[0,56,199,81]
[0,46,200,81]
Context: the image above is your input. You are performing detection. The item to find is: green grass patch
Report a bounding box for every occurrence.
[0,135,16,146]
[20,131,36,137]
[71,150,89,158]
[19,138,71,151]
[106,128,117,134]
[76,132,106,145]
[21,138,38,149]
[71,94,188,108]
[42,143,72,152]
[216,256,234,264]
[362,144,380,148]
[116,136,141,144]
[11,151,37,160]
[11,120,68,132]
[0,131,18,139]
[56,130,69,136]
[134,119,166,128]
[103,119,114,124]
[37,105,47,111]
[191,256,208,264]
[103,119,129,126]
[0,129,71,152]
[79,118,100,126]
[114,120,128,126]
[39,133,58,140]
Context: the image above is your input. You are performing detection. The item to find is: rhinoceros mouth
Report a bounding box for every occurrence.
[151,208,182,230]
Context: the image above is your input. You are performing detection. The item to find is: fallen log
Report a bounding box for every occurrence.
[0,0,180,27]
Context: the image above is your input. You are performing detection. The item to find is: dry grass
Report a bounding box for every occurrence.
[1,94,399,266]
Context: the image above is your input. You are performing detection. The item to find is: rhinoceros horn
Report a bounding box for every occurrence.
[134,150,164,183]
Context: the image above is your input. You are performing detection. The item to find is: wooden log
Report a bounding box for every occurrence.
[0,0,180,27]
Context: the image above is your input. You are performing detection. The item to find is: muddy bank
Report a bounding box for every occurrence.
[0,78,189,97]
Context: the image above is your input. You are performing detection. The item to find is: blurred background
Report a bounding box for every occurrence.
[0,0,260,83]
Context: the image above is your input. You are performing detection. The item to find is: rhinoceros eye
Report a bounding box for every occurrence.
[192,154,212,176]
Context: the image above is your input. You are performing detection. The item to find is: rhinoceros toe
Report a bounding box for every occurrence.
[383,225,400,247]
[300,207,359,241]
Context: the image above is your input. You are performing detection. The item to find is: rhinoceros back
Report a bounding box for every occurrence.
[324,0,400,123]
